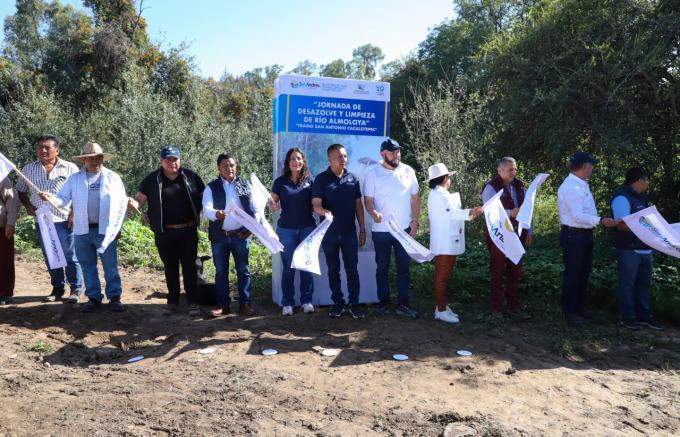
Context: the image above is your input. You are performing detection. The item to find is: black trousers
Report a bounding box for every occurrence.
[155,227,198,305]
[559,228,594,316]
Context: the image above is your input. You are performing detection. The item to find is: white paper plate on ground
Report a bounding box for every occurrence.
[262,349,278,356]
[393,354,409,361]
[321,348,338,357]
[127,355,144,363]
[456,350,473,357]
[199,347,216,355]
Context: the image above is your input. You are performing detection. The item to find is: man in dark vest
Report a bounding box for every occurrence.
[481,156,532,319]
[129,146,205,316]
[202,152,256,317]
[611,167,663,331]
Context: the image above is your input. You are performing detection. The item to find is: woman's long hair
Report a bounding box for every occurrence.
[283,147,310,182]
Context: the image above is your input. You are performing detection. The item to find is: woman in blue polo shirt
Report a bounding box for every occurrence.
[270,147,316,316]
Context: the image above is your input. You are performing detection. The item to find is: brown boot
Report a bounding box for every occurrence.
[239,303,255,316]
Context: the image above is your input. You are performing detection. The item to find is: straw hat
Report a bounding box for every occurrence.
[73,142,113,161]
[427,163,456,181]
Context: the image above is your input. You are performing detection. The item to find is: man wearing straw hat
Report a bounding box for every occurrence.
[17,135,85,303]
[40,142,128,313]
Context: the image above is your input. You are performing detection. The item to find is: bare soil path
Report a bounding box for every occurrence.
[1,257,679,436]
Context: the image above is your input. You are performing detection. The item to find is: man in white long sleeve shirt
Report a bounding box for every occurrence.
[202,153,256,318]
[557,152,617,324]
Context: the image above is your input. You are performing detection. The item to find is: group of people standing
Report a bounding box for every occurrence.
[0,135,665,331]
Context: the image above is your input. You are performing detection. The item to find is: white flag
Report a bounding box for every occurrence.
[225,200,284,254]
[248,172,282,250]
[250,172,273,212]
[291,213,334,275]
[385,215,434,263]
[516,173,550,237]
[0,152,16,181]
[35,205,67,269]
[622,206,680,259]
[98,186,128,254]
[483,190,525,265]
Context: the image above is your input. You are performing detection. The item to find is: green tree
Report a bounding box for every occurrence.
[319,58,347,78]
[289,60,317,76]
[349,44,384,80]
[479,0,680,213]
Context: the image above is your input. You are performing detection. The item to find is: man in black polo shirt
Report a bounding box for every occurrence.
[129,146,205,315]
[312,143,366,319]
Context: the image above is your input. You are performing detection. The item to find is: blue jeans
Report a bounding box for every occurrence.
[74,228,121,302]
[321,232,360,305]
[36,221,84,293]
[277,225,315,307]
[616,249,652,322]
[372,230,411,306]
[559,228,593,315]
[211,234,251,306]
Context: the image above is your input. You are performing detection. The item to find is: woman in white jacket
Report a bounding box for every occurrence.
[427,163,483,323]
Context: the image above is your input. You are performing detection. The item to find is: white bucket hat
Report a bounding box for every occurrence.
[73,142,113,161]
[427,163,456,181]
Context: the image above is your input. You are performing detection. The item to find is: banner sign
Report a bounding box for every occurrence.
[274,76,389,137]
[291,213,334,275]
[385,215,434,263]
[226,200,284,254]
[35,205,67,269]
[483,190,525,265]
[99,185,128,254]
[622,206,680,259]
[272,74,390,305]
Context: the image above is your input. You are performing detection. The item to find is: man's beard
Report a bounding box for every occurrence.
[385,158,400,168]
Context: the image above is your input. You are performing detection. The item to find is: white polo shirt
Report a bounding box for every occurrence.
[363,162,419,232]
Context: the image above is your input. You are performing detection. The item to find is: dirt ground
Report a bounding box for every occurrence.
[1,257,679,437]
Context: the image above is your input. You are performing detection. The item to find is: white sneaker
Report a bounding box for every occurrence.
[434,307,460,324]
[282,306,293,316]
[302,303,315,314]
[445,305,459,318]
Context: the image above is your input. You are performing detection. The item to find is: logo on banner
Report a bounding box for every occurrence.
[376,85,385,95]
[639,216,680,253]
[353,84,369,95]
[291,81,321,89]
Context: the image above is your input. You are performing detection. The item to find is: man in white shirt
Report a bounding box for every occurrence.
[364,138,420,318]
[202,153,256,318]
[557,152,617,324]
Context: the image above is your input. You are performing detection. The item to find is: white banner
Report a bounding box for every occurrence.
[0,152,15,181]
[672,223,680,234]
[517,173,550,237]
[622,206,680,259]
[483,190,526,265]
[35,205,67,269]
[291,213,334,275]
[385,215,434,263]
[226,200,284,254]
[98,186,128,254]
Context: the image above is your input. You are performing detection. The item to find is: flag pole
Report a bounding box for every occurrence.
[13,167,61,210]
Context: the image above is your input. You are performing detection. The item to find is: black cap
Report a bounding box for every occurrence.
[380,138,401,152]
[569,152,598,166]
[161,146,180,159]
